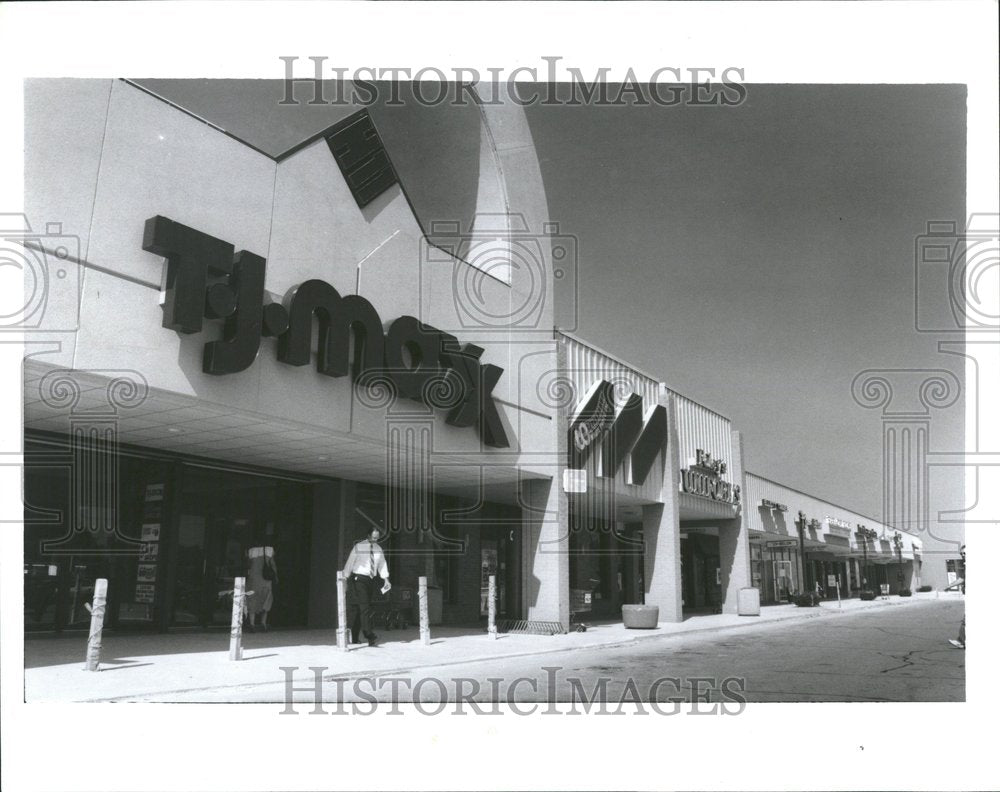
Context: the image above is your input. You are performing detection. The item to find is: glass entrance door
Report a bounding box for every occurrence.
[774,560,793,602]
[172,515,207,625]
[169,467,311,628]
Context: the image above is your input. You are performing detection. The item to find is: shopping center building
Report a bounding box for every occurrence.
[19,79,921,635]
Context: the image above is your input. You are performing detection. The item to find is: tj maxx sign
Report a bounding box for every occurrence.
[143,216,509,448]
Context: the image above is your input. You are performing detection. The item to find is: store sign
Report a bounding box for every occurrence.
[761,499,788,511]
[680,449,741,505]
[766,540,798,548]
[825,516,852,538]
[143,216,508,448]
[566,379,667,485]
[569,380,616,459]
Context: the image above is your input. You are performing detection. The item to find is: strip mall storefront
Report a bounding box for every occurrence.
[744,473,923,603]
[21,78,562,633]
[21,79,925,636]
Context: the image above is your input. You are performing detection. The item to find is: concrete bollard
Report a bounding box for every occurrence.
[84,578,108,671]
[418,576,430,646]
[488,574,497,640]
[229,576,245,661]
[336,571,349,651]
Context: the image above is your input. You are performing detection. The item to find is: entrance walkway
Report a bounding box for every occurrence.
[23,592,946,702]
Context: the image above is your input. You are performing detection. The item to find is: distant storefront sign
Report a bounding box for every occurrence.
[766,540,798,549]
[761,499,788,511]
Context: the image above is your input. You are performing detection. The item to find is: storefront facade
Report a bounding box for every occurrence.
[743,473,923,603]
[21,78,924,636]
[22,78,563,632]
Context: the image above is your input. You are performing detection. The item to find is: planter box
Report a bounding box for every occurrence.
[622,604,659,629]
[860,590,876,601]
[898,589,912,597]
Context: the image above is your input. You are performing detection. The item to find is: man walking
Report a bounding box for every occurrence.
[948,544,965,649]
[343,526,391,647]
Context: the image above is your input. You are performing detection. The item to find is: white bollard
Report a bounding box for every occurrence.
[84,578,108,671]
[229,576,245,661]
[336,571,349,651]
[488,574,497,639]
[418,576,430,646]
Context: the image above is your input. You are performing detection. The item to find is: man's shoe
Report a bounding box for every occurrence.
[948,639,965,649]
[367,635,378,647]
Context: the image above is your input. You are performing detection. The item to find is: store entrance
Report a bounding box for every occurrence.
[680,531,722,612]
[479,526,519,620]
[170,467,311,629]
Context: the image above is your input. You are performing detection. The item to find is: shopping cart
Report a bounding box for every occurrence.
[369,585,414,631]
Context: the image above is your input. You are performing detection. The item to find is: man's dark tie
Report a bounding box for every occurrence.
[369,542,375,578]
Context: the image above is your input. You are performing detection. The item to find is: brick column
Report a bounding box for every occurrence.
[718,429,751,614]
[643,388,682,623]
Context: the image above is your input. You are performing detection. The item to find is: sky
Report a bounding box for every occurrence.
[132,79,967,551]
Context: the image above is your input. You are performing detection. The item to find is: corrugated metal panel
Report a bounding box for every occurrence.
[557,333,664,502]
[559,333,660,410]
[670,390,733,475]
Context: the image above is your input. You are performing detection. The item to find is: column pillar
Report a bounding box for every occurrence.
[521,476,569,629]
[642,389,682,623]
[718,429,751,614]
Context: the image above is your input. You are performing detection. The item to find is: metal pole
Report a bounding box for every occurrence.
[84,578,108,671]
[488,574,497,640]
[336,571,349,651]
[418,576,430,646]
[229,576,245,661]
[836,577,841,608]
[797,512,807,594]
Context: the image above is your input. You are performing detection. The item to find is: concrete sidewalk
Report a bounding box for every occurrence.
[24,592,949,702]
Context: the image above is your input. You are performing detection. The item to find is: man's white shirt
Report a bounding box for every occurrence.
[343,539,389,579]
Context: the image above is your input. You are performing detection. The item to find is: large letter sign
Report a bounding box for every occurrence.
[143,216,509,448]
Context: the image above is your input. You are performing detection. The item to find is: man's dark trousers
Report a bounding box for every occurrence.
[347,573,377,643]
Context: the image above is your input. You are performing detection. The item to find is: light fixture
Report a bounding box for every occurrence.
[167,427,181,434]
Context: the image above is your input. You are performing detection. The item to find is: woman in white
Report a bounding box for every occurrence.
[245,544,277,631]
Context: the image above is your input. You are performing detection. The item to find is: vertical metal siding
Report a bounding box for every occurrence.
[669,390,734,477]
[558,333,663,500]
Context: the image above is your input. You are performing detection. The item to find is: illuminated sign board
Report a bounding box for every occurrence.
[144,216,508,447]
[680,449,741,505]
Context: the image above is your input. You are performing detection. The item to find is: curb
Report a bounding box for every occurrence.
[91,596,940,702]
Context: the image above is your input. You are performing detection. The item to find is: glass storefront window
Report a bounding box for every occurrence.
[24,436,312,631]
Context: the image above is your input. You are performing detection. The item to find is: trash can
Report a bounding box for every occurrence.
[622,604,659,628]
[737,587,760,616]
